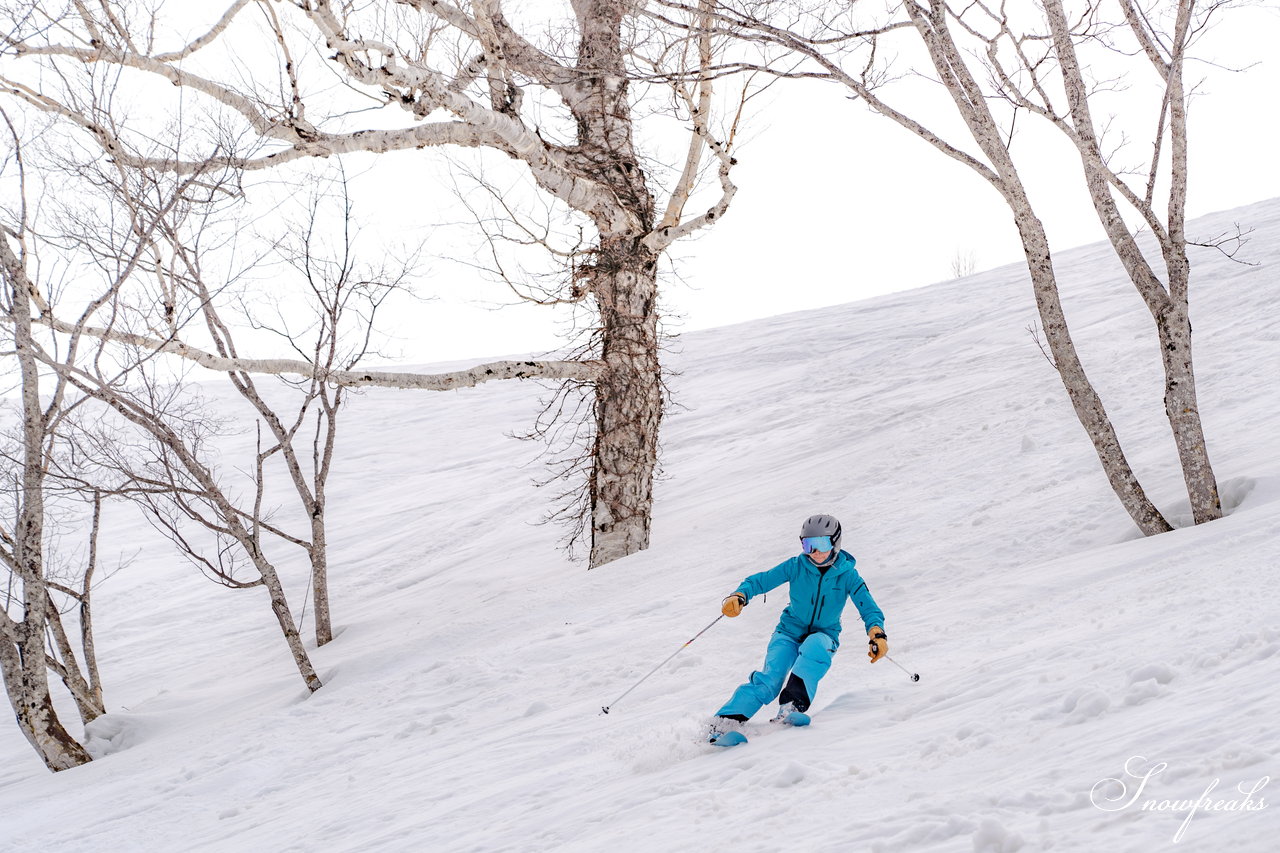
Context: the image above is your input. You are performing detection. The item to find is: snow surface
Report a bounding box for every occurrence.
[3,199,1280,852]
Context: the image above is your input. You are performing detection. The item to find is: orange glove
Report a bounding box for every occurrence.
[867,627,888,663]
[721,592,747,617]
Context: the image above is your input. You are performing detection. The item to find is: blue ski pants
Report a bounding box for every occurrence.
[715,630,837,720]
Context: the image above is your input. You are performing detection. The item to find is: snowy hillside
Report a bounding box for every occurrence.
[2,199,1279,853]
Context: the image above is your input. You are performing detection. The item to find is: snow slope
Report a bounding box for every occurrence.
[2,199,1279,853]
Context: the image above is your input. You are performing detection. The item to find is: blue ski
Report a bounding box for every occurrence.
[775,711,811,727]
[709,730,748,748]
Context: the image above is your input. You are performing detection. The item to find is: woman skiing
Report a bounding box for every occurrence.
[709,513,887,746]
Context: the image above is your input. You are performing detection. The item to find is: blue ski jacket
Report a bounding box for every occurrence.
[734,550,884,648]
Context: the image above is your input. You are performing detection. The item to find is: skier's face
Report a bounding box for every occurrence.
[807,548,832,563]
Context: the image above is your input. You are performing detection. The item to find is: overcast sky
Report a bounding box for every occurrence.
[307,3,1280,368]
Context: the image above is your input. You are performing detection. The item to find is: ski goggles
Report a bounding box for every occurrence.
[800,536,833,554]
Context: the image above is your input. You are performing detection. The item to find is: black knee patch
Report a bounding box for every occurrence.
[779,673,811,713]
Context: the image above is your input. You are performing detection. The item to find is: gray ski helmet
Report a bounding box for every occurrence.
[800,514,842,553]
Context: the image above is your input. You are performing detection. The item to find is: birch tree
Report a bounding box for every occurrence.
[677,0,1229,533]
[235,183,399,648]
[64,358,326,694]
[0,116,102,770]
[148,173,408,649]
[34,154,332,693]
[0,117,342,773]
[0,236,95,772]
[1,0,746,567]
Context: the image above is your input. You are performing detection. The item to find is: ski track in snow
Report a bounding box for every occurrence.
[2,200,1280,852]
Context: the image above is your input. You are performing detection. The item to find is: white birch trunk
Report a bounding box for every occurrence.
[1042,0,1219,525]
[589,240,663,565]
[1156,299,1219,522]
[902,0,1173,535]
[1006,202,1173,535]
[568,0,665,566]
[310,513,332,647]
[43,593,105,725]
[0,235,94,770]
[81,383,325,693]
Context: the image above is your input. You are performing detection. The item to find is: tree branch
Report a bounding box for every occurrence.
[23,308,602,388]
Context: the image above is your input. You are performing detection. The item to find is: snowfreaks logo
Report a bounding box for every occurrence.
[1091,755,1270,843]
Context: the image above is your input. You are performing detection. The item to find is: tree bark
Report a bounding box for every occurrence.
[1157,299,1219,523]
[1006,200,1172,535]
[310,510,332,647]
[311,387,339,646]
[44,594,105,725]
[257,560,323,693]
[569,0,664,567]
[0,629,92,771]
[590,239,663,564]
[1043,0,1220,525]
[0,233,94,770]
[905,0,1173,535]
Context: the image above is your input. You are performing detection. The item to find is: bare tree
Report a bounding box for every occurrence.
[178,172,410,648]
[671,0,1231,533]
[950,249,976,279]
[1,0,748,567]
[0,113,98,769]
[41,156,330,692]
[36,490,111,727]
[0,114,338,742]
[63,360,326,694]
[0,243,95,772]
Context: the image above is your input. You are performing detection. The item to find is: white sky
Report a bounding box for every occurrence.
[199,3,1280,368]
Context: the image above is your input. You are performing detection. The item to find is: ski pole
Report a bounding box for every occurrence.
[886,655,920,682]
[601,614,725,715]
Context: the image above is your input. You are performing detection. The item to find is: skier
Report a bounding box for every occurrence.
[708,513,887,746]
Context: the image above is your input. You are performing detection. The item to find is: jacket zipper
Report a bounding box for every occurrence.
[806,570,828,634]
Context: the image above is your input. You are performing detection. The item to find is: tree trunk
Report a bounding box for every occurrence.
[0,240,94,770]
[1154,3,1218,524]
[1008,201,1173,536]
[1157,299,1220,523]
[589,239,663,566]
[902,1,1172,536]
[1043,0,1219,527]
[310,512,333,647]
[45,595,106,725]
[0,629,92,771]
[571,0,664,568]
[311,392,338,646]
[258,561,324,692]
[80,493,106,717]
